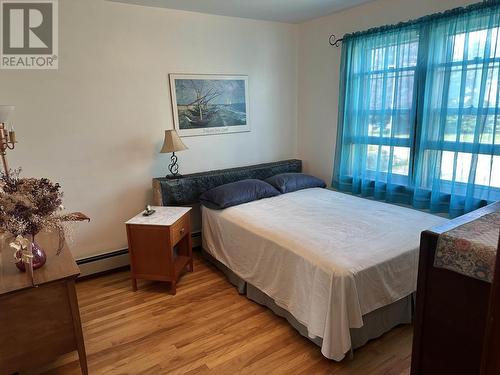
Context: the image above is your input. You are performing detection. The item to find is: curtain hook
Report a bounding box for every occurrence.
[329,34,343,47]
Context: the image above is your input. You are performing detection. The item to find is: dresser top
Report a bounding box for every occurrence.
[0,232,80,296]
[126,206,191,227]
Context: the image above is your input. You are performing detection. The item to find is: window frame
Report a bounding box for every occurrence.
[419,26,500,189]
[345,33,420,182]
[342,23,500,192]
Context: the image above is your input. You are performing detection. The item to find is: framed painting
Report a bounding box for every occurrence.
[169,74,250,137]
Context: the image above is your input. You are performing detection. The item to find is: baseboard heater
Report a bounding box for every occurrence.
[76,231,201,277]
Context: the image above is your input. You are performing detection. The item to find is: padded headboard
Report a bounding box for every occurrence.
[153,159,302,206]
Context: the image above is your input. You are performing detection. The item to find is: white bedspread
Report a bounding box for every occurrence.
[202,188,447,360]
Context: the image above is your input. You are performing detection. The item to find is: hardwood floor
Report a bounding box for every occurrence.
[28,251,412,375]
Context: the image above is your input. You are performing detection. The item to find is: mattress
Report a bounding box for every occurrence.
[202,188,447,360]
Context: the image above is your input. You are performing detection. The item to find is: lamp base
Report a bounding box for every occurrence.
[167,152,181,178]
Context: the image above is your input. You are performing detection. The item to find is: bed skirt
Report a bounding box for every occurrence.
[201,248,414,358]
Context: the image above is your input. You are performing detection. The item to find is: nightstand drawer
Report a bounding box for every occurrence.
[170,214,189,245]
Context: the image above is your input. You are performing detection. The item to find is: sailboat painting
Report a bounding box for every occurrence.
[169,74,250,136]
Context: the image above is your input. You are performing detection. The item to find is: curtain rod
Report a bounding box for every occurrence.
[328,0,500,47]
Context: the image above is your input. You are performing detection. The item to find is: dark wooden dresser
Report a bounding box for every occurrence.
[0,233,88,375]
[481,231,500,375]
[411,202,500,375]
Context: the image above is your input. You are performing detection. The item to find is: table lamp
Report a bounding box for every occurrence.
[0,105,16,177]
[160,129,188,178]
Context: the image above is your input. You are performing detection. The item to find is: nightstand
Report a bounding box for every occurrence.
[125,206,192,295]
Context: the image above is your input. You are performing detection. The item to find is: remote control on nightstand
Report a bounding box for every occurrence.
[143,205,156,216]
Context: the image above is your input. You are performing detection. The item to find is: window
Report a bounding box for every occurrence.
[340,29,419,188]
[367,40,418,177]
[334,3,500,216]
[422,26,500,190]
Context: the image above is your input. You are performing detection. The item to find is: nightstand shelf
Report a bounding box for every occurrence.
[174,255,192,278]
[125,206,192,295]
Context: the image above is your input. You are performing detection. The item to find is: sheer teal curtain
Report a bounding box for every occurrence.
[334,26,419,204]
[414,5,500,217]
[334,1,500,217]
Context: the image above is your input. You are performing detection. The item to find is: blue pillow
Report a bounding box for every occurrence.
[200,179,280,209]
[265,173,326,194]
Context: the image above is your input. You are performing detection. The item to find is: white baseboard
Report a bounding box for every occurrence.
[76,232,201,277]
[77,250,130,277]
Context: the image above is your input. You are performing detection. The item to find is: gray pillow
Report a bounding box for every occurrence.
[265,173,326,194]
[200,179,280,210]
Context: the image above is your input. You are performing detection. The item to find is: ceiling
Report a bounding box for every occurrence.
[109,0,375,23]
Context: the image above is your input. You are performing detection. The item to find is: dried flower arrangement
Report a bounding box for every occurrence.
[0,169,89,270]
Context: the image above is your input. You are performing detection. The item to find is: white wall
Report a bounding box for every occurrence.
[0,0,481,260]
[297,0,477,183]
[0,0,298,259]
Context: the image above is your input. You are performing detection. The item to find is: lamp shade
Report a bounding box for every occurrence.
[160,129,188,153]
[0,105,15,123]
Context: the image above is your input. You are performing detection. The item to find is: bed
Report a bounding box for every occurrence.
[202,187,447,360]
[152,159,448,361]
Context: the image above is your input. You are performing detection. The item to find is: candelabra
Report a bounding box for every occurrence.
[0,123,16,177]
[0,105,16,178]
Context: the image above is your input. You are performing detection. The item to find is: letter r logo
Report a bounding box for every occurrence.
[2,1,53,54]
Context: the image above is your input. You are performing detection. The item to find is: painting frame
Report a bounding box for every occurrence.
[169,73,250,137]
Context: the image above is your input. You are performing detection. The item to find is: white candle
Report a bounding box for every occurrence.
[8,123,15,143]
[9,130,15,143]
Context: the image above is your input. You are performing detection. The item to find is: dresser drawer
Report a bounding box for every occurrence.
[170,214,189,245]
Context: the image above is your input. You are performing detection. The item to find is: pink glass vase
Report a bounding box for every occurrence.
[15,240,47,272]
